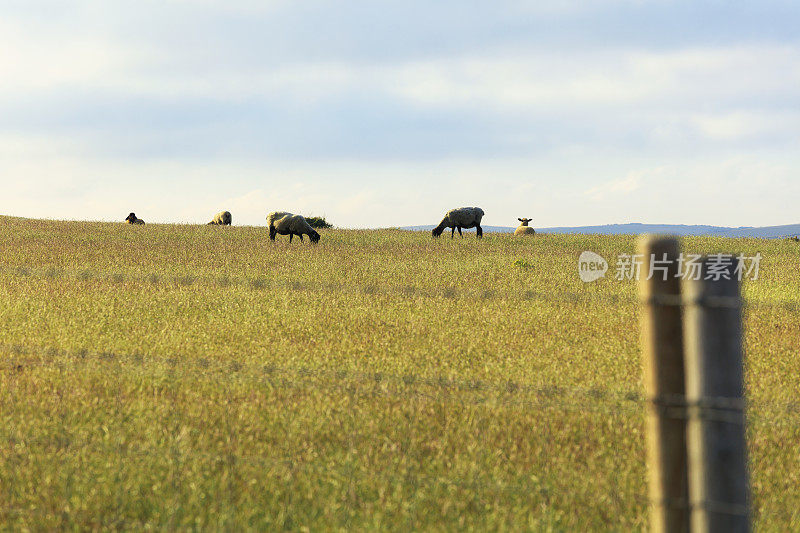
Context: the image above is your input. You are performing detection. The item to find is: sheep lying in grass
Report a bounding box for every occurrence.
[267,211,321,243]
[124,213,145,225]
[514,218,535,236]
[208,211,232,225]
[432,207,484,238]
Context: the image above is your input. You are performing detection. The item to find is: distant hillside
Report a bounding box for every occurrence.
[400,223,800,239]
[402,225,518,234]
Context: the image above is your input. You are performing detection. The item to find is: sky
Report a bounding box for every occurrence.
[1,0,799,228]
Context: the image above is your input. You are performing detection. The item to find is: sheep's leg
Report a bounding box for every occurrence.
[289,233,293,243]
[299,234,304,242]
[451,227,455,238]
[476,225,483,238]
[457,227,463,238]
[269,226,277,241]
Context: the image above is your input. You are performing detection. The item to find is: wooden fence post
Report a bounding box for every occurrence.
[638,235,689,533]
[683,256,750,533]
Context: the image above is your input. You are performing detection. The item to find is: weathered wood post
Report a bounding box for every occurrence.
[683,256,750,532]
[638,235,689,533]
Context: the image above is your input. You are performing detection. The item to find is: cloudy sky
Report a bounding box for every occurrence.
[2,0,799,228]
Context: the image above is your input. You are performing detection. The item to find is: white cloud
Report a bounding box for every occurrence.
[690,111,800,141]
[389,45,800,113]
[0,20,141,96]
[509,0,674,15]
[161,0,287,10]
[2,147,799,228]
[585,174,644,201]
[5,6,797,117]
[1,2,798,229]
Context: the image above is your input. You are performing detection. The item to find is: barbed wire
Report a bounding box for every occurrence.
[1,260,797,524]
[1,264,799,313]
[0,342,644,417]
[648,497,753,518]
[2,342,799,422]
[2,341,796,524]
[1,266,798,424]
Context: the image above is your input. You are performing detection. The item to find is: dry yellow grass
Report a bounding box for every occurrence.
[1,215,798,530]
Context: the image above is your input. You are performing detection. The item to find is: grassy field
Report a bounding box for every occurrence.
[1,215,799,531]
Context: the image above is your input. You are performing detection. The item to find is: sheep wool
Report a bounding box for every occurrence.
[124,213,145,225]
[514,218,535,236]
[267,211,321,243]
[432,207,485,238]
[208,211,232,225]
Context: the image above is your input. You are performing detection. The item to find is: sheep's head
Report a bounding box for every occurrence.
[125,213,137,223]
[431,227,443,238]
[309,230,321,243]
[518,218,532,226]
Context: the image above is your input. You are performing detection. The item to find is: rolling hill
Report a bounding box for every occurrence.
[401,223,800,238]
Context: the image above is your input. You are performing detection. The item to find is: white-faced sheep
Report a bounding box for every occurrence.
[514,218,535,236]
[266,211,320,243]
[432,207,484,238]
[124,212,145,225]
[208,211,232,225]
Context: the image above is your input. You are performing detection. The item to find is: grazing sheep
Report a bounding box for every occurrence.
[266,211,321,243]
[514,218,536,236]
[124,213,145,225]
[208,211,232,225]
[432,207,484,238]
[789,236,799,242]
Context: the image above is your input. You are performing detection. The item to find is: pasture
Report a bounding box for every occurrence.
[1,215,799,530]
